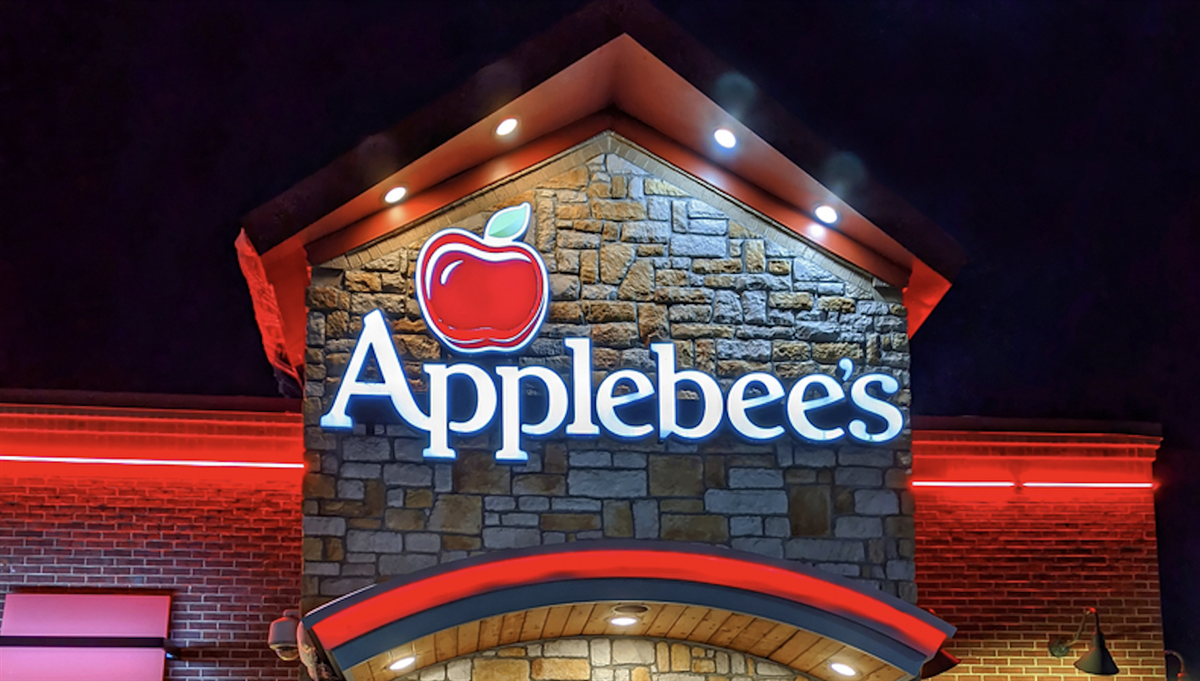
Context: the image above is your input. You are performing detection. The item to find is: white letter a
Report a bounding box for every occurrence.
[320,310,430,431]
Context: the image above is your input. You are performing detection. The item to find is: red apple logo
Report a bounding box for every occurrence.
[415,203,549,354]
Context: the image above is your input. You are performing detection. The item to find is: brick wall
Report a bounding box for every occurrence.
[301,132,916,610]
[0,476,302,680]
[913,427,1164,681]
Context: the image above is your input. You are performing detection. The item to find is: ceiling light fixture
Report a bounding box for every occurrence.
[389,656,416,671]
[495,118,519,136]
[609,604,649,627]
[609,616,638,626]
[830,663,857,677]
[713,127,737,149]
[814,204,839,224]
[383,186,407,204]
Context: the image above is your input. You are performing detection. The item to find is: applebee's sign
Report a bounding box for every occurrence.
[320,203,905,461]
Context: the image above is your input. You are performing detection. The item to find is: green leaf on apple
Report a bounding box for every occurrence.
[484,202,531,242]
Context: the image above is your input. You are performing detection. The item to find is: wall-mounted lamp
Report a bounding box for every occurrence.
[1166,650,1190,681]
[1048,607,1119,675]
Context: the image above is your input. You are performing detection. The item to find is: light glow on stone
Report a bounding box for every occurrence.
[383,186,407,204]
[389,656,416,671]
[713,127,737,148]
[495,117,519,136]
[814,204,839,224]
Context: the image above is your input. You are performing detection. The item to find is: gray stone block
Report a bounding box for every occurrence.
[704,489,788,514]
[834,516,883,538]
[834,467,883,487]
[887,559,915,580]
[838,449,895,468]
[380,553,438,575]
[728,468,784,488]
[633,499,659,538]
[406,532,441,553]
[303,516,346,536]
[568,469,647,498]
[343,437,391,461]
[730,516,764,536]
[483,527,541,549]
[854,489,900,516]
[671,234,727,257]
[384,463,433,487]
[339,463,381,479]
[785,538,865,562]
[731,537,784,558]
[346,529,403,553]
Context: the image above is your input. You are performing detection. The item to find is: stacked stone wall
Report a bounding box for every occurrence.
[301,135,914,612]
[397,637,806,681]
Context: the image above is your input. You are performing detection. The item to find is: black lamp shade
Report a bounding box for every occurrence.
[1075,632,1120,676]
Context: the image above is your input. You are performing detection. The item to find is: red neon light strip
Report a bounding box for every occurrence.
[912,480,1153,489]
[1023,481,1154,489]
[911,481,1015,488]
[0,455,303,469]
[310,549,948,657]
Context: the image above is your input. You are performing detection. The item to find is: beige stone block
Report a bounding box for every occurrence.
[772,341,812,362]
[532,658,591,680]
[768,292,813,310]
[691,258,742,274]
[656,643,671,672]
[591,323,639,348]
[302,537,323,561]
[452,451,511,494]
[812,342,864,363]
[660,499,704,513]
[599,243,636,283]
[587,182,613,199]
[617,260,654,301]
[540,513,601,532]
[633,668,651,681]
[557,203,590,220]
[612,640,656,664]
[303,473,336,499]
[591,200,647,221]
[604,500,634,537]
[406,489,433,508]
[767,259,791,275]
[695,339,716,373]
[704,455,726,489]
[542,167,589,189]
[476,657,531,681]
[728,220,754,237]
[656,269,689,286]
[324,538,344,562]
[325,310,350,338]
[744,240,766,273]
[672,643,692,671]
[693,660,716,673]
[716,360,770,376]
[513,474,566,496]
[644,178,688,196]
[401,334,442,360]
[442,535,481,551]
[637,304,669,344]
[344,271,381,292]
[592,347,620,370]
[662,514,729,543]
[583,301,637,323]
[428,495,482,534]
[789,486,831,537]
[649,455,704,497]
[580,251,599,283]
[574,219,605,233]
[549,302,584,323]
[498,648,527,658]
[817,296,857,313]
[611,175,628,198]
[385,508,426,531]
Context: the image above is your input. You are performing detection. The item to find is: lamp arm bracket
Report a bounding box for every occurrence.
[1048,607,1097,658]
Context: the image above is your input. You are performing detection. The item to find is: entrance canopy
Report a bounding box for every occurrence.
[303,543,953,681]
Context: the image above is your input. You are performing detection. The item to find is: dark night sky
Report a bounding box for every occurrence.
[2,0,1198,669]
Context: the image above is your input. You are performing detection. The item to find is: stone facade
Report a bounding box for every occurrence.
[397,638,803,681]
[300,133,914,613]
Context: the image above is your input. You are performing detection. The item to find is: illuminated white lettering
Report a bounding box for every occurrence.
[848,374,904,443]
[319,310,430,431]
[564,338,599,436]
[786,374,846,442]
[653,342,723,441]
[595,370,655,439]
[424,363,497,459]
[495,365,569,462]
[727,373,786,440]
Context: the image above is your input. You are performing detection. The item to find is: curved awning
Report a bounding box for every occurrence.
[303,542,954,681]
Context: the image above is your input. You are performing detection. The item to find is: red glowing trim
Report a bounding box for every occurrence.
[1023,481,1154,489]
[309,549,948,657]
[0,455,303,469]
[911,481,1015,488]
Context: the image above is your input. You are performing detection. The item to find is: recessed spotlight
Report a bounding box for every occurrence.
[383,186,407,204]
[814,204,839,224]
[495,118,519,136]
[830,663,857,677]
[609,616,638,627]
[713,127,737,149]
[389,656,416,671]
